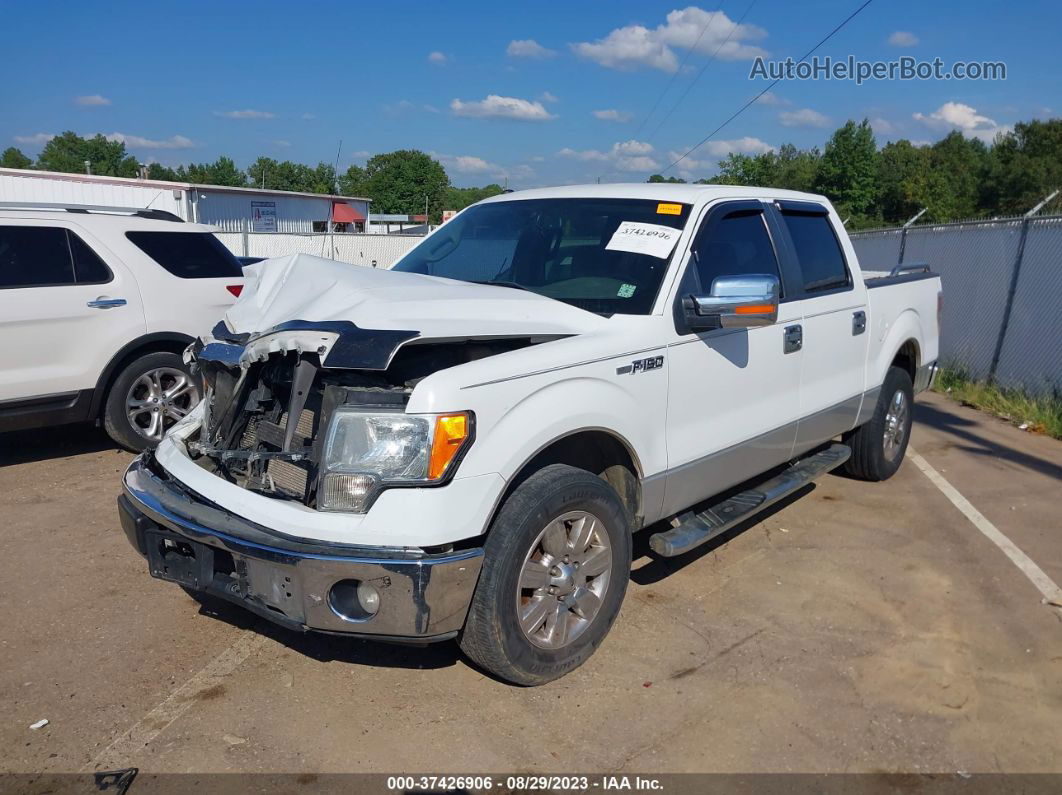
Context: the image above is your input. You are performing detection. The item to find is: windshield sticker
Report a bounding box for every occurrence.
[617,283,637,298]
[656,202,683,215]
[605,221,680,259]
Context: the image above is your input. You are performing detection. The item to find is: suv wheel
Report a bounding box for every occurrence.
[459,464,632,686]
[103,351,201,451]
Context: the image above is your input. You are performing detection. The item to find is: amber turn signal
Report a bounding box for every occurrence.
[428,413,470,479]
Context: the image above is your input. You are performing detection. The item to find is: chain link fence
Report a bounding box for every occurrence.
[215,231,424,269]
[850,215,1062,396]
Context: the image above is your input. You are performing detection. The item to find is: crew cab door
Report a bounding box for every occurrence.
[768,201,869,453]
[661,200,803,518]
[0,222,147,401]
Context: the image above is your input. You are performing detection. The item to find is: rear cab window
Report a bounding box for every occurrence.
[0,225,112,289]
[777,204,850,293]
[126,231,242,279]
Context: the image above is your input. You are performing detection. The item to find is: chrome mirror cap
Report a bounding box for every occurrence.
[684,273,780,330]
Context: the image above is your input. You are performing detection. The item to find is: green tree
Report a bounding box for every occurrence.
[146,163,180,181]
[444,183,505,211]
[927,132,988,220]
[647,174,687,183]
[179,156,245,187]
[985,119,1062,214]
[772,144,821,193]
[362,150,450,220]
[815,120,881,225]
[37,131,138,177]
[339,164,368,197]
[1,147,33,169]
[878,140,930,224]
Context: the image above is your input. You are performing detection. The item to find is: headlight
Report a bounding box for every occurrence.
[317,408,472,512]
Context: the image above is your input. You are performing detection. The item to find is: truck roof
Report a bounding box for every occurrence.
[482,183,830,206]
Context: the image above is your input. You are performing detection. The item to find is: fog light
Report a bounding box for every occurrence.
[328,579,381,622]
[318,472,377,512]
[356,581,380,615]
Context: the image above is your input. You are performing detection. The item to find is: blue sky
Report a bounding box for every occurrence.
[4,1,1058,188]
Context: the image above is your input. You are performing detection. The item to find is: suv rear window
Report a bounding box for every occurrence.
[0,226,112,289]
[126,231,242,279]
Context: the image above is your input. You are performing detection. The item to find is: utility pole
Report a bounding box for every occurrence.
[424,194,428,229]
[84,160,91,175]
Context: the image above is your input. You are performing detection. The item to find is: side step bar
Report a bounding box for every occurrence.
[649,443,851,558]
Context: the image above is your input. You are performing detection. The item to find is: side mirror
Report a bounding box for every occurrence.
[684,274,780,330]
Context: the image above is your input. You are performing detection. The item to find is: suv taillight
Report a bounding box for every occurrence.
[226,285,243,297]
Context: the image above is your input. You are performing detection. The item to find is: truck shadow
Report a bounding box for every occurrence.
[630,485,815,585]
[913,401,1062,480]
[0,423,117,467]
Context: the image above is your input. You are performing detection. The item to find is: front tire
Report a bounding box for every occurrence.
[103,351,201,452]
[460,464,632,686]
[843,365,914,481]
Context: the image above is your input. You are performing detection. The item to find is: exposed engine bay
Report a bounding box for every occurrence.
[187,330,542,507]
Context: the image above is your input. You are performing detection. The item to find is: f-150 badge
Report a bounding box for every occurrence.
[616,355,664,375]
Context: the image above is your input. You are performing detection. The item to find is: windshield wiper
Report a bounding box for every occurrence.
[469,279,533,292]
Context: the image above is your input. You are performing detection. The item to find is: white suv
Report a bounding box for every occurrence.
[0,203,243,450]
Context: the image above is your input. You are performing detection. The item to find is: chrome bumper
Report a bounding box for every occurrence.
[119,455,483,642]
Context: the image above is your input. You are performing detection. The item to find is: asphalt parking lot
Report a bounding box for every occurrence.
[1,391,1060,775]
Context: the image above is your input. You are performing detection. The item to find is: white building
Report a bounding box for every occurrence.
[0,167,371,233]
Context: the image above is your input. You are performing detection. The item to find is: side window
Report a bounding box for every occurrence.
[126,231,243,278]
[0,226,76,288]
[68,232,113,284]
[780,211,849,292]
[690,208,780,293]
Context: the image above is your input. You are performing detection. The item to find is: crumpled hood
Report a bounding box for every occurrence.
[224,253,607,340]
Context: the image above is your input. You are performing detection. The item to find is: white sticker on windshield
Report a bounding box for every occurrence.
[605,221,680,259]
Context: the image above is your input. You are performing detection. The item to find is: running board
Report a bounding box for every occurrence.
[649,443,851,558]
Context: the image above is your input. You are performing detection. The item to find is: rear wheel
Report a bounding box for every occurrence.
[843,365,914,481]
[103,351,201,452]
[460,464,632,686]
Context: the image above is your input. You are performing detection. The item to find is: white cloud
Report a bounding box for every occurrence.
[887,31,919,47]
[301,112,316,120]
[540,91,559,103]
[423,104,441,113]
[700,137,775,156]
[350,150,371,159]
[75,94,111,107]
[450,94,556,121]
[779,107,831,128]
[272,139,291,147]
[666,137,775,178]
[754,91,788,106]
[428,51,449,65]
[507,39,556,58]
[104,132,195,149]
[14,132,55,145]
[572,7,768,72]
[214,109,274,119]
[593,109,634,122]
[870,117,899,135]
[558,139,660,171]
[913,101,1011,142]
[432,151,534,182]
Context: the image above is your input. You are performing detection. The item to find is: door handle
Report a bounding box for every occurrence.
[87,298,127,309]
[852,310,867,335]
[783,324,802,354]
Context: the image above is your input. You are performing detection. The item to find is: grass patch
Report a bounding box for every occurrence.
[933,368,1062,440]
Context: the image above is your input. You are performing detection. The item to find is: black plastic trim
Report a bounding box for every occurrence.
[0,389,94,432]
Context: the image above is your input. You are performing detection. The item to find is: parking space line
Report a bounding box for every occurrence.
[83,631,269,772]
[908,446,1062,610]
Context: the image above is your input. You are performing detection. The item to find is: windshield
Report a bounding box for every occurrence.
[391,198,691,315]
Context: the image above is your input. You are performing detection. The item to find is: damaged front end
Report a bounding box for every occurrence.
[184,319,537,511]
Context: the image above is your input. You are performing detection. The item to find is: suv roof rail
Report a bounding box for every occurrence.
[0,201,184,223]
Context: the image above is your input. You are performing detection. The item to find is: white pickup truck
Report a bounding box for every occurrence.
[118,184,941,685]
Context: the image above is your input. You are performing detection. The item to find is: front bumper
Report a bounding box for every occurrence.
[119,454,483,642]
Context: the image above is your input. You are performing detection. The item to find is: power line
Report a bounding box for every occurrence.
[645,0,759,146]
[658,0,876,176]
[629,4,728,142]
